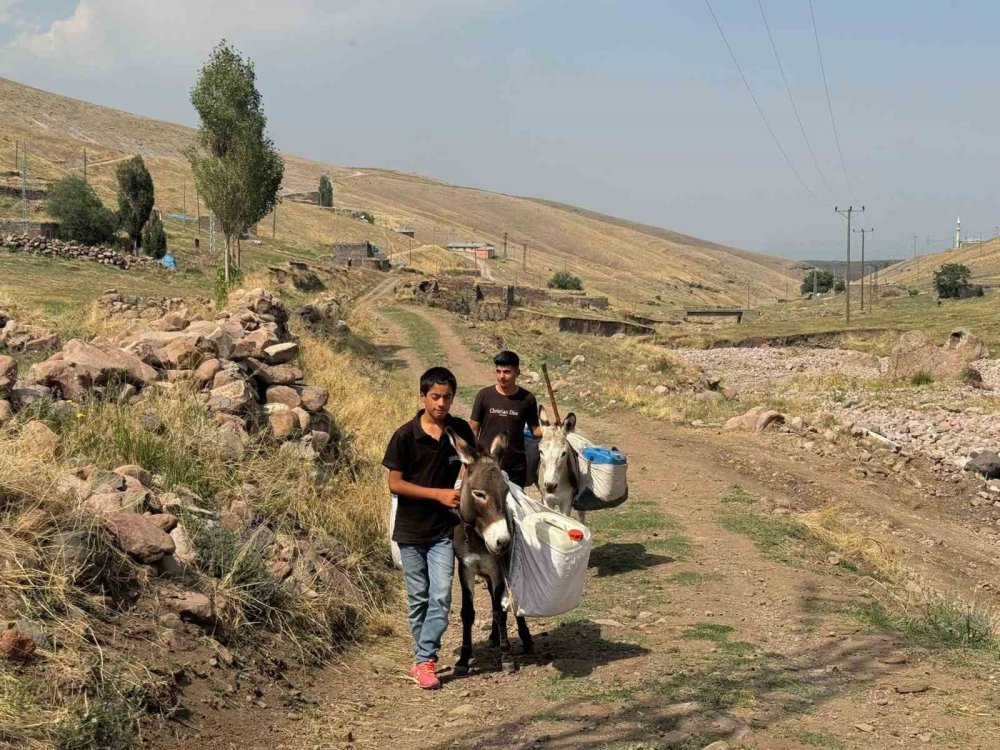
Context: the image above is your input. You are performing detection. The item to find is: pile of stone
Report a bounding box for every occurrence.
[2,289,336,462]
[1,234,154,270]
[296,295,350,336]
[97,289,209,322]
[0,306,58,353]
[883,329,987,385]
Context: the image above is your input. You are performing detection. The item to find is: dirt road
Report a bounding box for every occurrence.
[154,299,1000,750]
[272,304,1000,750]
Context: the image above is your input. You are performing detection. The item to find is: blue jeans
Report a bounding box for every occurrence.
[399,537,455,663]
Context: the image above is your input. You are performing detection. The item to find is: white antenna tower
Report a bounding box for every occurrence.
[954,217,961,249]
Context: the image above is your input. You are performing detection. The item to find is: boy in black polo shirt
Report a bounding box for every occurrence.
[383,366,475,690]
[470,350,542,488]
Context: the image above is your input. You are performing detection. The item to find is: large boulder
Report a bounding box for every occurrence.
[724,406,785,433]
[884,329,988,383]
[61,338,159,388]
[206,380,257,415]
[104,512,175,564]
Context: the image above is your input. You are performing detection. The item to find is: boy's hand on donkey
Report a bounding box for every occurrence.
[436,489,461,508]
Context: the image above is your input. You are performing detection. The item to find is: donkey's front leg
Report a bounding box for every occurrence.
[490,576,514,673]
[455,563,476,675]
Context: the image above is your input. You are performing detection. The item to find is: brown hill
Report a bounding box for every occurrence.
[0,76,799,308]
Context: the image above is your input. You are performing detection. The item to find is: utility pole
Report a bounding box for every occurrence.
[522,242,527,273]
[853,227,873,311]
[503,232,508,259]
[20,144,28,234]
[835,205,864,324]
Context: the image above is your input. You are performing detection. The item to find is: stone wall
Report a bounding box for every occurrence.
[1,234,154,270]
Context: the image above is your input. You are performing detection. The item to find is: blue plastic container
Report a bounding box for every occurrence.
[581,446,627,465]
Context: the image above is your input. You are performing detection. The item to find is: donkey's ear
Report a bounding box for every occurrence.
[538,404,551,427]
[445,427,477,465]
[490,431,508,464]
[563,413,577,433]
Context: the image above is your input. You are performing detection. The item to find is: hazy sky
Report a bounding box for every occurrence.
[1,1,996,260]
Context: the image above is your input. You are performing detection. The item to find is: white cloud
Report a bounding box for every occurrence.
[1,0,507,74]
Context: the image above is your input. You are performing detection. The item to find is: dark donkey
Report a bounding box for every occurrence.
[446,428,534,674]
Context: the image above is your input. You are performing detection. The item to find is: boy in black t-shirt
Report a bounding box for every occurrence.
[469,350,542,488]
[382,366,475,690]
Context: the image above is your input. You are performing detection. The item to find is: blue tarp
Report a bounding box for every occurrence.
[160,253,177,271]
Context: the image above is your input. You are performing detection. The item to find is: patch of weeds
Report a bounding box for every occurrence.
[542,674,635,704]
[721,485,757,505]
[787,728,842,748]
[850,599,998,651]
[183,516,286,628]
[651,661,802,712]
[381,306,445,366]
[589,506,679,535]
[683,622,735,643]
[56,685,145,750]
[910,370,935,386]
[651,356,675,374]
[668,571,721,586]
[717,508,813,566]
[645,533,693,559]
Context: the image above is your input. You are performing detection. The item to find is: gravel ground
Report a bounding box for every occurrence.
[673,346,1000,462]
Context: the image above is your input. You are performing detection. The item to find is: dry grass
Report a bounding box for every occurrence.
[0,279,410,746]
[0,75,800,314]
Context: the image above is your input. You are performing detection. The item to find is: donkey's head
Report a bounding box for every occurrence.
[538,405,577,500]
[446,428,511,553]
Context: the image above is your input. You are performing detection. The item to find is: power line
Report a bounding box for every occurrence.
[756,0,836,199]
[809,0,856,203]
[704,0,824,208]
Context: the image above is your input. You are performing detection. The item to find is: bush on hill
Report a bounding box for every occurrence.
[46,175,118,246]
[547,271,583,291]
[142,215,168,259]
[801,269,833,294]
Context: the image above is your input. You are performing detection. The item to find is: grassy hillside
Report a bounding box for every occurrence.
[876,237,1000,289]
[0,76,799,310]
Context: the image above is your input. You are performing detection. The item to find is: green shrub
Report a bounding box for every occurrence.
[214,266,245,309]
[908,288,920,297]
[910,371,934,386]
[141,215,167,259]
[115,156,155,253]
[46,176,118,246]
[801,269,833,294]
[547,271,583,290]
[833,279,845,293]
[933,263,972,299]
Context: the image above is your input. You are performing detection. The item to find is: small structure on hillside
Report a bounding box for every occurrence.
[331,241,389,271]
[394,227,416,238]
[447,241,495,260]
[0,220,59,238]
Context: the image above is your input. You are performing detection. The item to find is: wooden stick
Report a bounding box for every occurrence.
[540,363,562,425]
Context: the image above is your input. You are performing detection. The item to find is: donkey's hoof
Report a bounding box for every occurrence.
[501,660,517,674]
[454,664,470,676]
[521,641,535,656]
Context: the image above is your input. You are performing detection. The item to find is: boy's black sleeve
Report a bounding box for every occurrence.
[382,427,407,474]
[525,392,540,429]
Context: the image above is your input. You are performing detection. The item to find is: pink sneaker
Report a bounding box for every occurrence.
[409,660,441,690]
